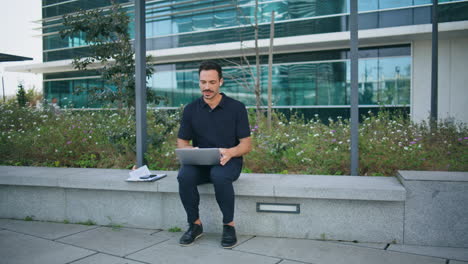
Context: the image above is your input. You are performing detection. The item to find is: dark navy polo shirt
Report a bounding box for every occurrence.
[178,93,251,151]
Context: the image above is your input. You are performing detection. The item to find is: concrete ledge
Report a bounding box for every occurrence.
[398,170,468,182]
[398,170,468,247]
[0,166,406,243]
[0,166,405,201]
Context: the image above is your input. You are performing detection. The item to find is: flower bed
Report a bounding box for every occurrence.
[1,104,466,176]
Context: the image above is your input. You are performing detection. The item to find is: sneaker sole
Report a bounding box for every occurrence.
[222,241,238,249]
[179,233,203,246]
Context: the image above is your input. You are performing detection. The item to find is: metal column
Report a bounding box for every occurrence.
[431,0,438,122]
[350,0,359,176]
[135,0,147,167]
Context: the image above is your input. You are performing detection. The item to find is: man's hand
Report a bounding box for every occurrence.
[218,137,252,166]
[219,148,235,166]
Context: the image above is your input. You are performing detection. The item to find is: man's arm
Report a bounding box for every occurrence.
[177,138,193,148]
[219,136,252,166]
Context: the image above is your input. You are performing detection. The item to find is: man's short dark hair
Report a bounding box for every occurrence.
[198,61,223,79]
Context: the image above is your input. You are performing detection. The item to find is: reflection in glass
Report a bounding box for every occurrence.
[146,53,410,108]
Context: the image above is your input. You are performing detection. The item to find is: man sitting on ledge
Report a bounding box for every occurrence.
[176,61,252,248]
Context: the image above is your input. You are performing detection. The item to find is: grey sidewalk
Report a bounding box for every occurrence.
[1,219,467,264]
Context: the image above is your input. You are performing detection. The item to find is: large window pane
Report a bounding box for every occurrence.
[378,57,411,105]
[358,59,379,105]
[379,0,413,9]
[359,0,378,12]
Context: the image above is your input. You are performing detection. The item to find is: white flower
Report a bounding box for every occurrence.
[296,150,304,156]
[313,134,319,137]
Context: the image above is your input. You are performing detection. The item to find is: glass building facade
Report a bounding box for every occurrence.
[41,0,468,114]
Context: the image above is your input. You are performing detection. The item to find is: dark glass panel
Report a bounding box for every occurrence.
[379,8,413,28]
[413,6,431,24]
[358,12,378,30]
[439,2,468,23]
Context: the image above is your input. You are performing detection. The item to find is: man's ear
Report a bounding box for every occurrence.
[220,78,224,86]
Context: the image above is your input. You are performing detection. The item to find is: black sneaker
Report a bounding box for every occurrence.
[221,225,237,248]
[179,223,203,246]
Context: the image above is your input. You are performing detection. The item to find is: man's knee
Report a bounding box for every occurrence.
[210,166,241,186]
[177,166,200,186]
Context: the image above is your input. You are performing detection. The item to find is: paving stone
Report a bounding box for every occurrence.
[388,244,468,262]
[279,260,313,264]
[0,229,94,264]
[127,242,280,264]
[331,240,388,249]
[161,230,254,248]
[234,237,446,264]
[70,253,146,264]
[57,226,170,257]
[0,218,96,239]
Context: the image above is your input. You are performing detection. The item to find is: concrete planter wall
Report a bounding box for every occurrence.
[3,167,466,247]
[0,166,405,244]
[397,170,468,247]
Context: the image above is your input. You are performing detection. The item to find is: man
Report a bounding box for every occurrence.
[177,61,252,248]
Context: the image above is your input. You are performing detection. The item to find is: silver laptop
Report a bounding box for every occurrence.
[175,148,221,165]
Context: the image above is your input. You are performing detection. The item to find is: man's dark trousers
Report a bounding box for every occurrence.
[177,158,242,224]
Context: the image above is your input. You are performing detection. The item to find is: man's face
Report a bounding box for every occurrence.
[199,69,223,100]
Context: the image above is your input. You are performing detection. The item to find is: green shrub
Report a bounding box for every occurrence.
[1,103,466,176]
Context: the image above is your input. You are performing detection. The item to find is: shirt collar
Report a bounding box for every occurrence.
[200,93,227,109]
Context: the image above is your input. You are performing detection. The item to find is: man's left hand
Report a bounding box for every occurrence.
[219,148,234,166]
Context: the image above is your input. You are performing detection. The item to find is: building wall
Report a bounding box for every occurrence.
[412,37,468,123]
[7,0,468,122]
